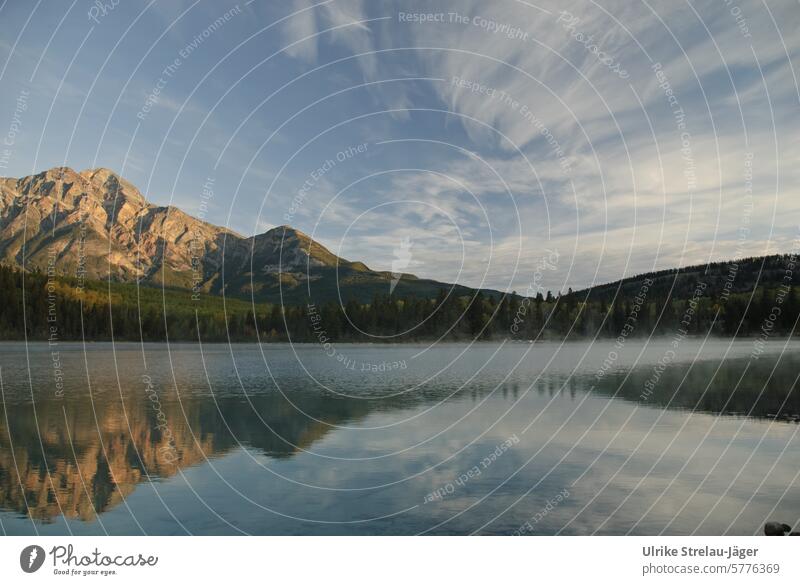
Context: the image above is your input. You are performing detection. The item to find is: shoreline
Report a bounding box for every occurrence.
[1,336,797,346]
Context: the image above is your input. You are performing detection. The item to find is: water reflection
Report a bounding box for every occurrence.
[0,392,376,521]
[592,353,800,420]
[0,340,799,534]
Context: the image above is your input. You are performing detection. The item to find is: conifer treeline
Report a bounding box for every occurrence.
[0,256,797,343]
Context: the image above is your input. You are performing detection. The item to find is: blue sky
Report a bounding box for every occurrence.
[1,0,798,294]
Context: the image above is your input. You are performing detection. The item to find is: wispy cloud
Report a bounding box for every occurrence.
[1,0,798,292]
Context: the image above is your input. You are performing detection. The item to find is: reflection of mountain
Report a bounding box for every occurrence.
[591,353,800,420]
[3,351,798,524]
[0,393,371,522]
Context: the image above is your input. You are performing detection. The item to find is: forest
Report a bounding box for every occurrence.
[0,254,797,343]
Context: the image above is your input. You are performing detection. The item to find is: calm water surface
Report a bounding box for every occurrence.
[1,339,799,535]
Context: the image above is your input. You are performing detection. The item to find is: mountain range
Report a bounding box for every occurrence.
[0,166,489,304]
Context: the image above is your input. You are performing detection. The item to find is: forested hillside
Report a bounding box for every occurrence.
[0,254,797,342]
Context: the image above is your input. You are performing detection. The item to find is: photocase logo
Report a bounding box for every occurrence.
[19,545,45,573]
[390,236,413,294]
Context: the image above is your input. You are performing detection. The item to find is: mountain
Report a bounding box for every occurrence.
[0,167,488,304]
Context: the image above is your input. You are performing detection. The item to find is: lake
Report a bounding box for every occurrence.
[1,339,799,535]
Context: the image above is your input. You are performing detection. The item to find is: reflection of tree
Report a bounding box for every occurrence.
[91,454,115,514]
[591,354,800,418]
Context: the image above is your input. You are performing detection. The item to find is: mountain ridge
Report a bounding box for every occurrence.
[0,166,492,304]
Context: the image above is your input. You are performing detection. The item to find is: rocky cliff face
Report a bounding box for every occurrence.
[0,167,367,296]
[0,166,480,304]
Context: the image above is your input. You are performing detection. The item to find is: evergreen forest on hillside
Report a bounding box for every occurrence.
[0,254,797,343]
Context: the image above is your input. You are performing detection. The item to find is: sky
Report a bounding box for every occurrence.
[0,0,798,294]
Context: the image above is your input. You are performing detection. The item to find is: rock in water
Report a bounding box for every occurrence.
[764,521,792,535]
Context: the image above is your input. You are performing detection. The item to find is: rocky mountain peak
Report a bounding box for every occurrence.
[0,166,360,291]
[251,224,349,270]
[14,166,85,202]
[0,166,471,304]
[80,167,147,205]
